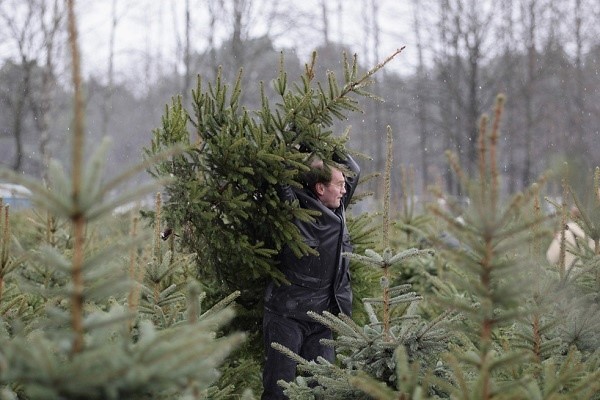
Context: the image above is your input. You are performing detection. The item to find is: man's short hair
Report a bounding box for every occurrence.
[300,158,332,193]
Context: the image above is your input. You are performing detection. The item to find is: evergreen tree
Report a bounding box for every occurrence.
[0,4,249,398]
[388,164,439,297]
[424,95,600,399]
[538,168,600,355]
[145,48,403,299]
[143,46,405,380]
[275,96,600,400]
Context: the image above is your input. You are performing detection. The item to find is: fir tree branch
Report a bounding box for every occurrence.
[341,48,405,98]
[489,94,505,213]
[383,126,392,249]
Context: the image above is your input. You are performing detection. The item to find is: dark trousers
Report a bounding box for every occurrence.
[261,311,334,400]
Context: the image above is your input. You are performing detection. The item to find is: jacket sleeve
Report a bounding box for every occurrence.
[275,183,297,203]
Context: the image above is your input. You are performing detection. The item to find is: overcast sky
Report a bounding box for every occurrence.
[76,0,416,85]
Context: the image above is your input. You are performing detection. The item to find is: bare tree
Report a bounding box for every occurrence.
[229,0,250,74]
[320,0,330,45]
[169,0,193,104]
[0,1,40,171]
[183,0,192,105]
[568,0,594,161]
[101,0,119,138]
[358,0,387,198]
[497,0,519,193]
[32,0,64,174]
[419,0,502,193]
[460,1,497,176]
[517,0,541,187]
[206,0,222,75]
[412,0,431,193]
[0,0,67,175]
[435,0,465,194]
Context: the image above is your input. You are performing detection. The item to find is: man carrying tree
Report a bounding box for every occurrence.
[261,149,360,399]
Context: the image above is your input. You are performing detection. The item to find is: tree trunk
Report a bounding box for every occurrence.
[521,0,537,188]
[33,0,62,177]
[412,0,429,192]
[102,0,117,138]
[320,0,329,45]
[182,0,192,105]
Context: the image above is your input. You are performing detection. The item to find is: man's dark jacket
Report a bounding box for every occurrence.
[263,155,360,320]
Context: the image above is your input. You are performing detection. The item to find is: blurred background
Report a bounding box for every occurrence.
[0,0,599,207]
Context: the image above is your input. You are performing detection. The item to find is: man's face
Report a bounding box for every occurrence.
[316,168,346,209]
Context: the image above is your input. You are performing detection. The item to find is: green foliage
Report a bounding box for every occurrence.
[423,95,600,399]
[0,9,252,398]
[344,211,382,325]
[143,50,403,391]
[535,170,600,357]
[8,20,600,398]
[277,96,600,400]
[0,149,248,399]
[144,50,403,310]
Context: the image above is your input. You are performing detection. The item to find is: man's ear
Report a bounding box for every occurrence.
[315,182,325,196]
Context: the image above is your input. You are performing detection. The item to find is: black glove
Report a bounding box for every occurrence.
[298,142,311,153]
